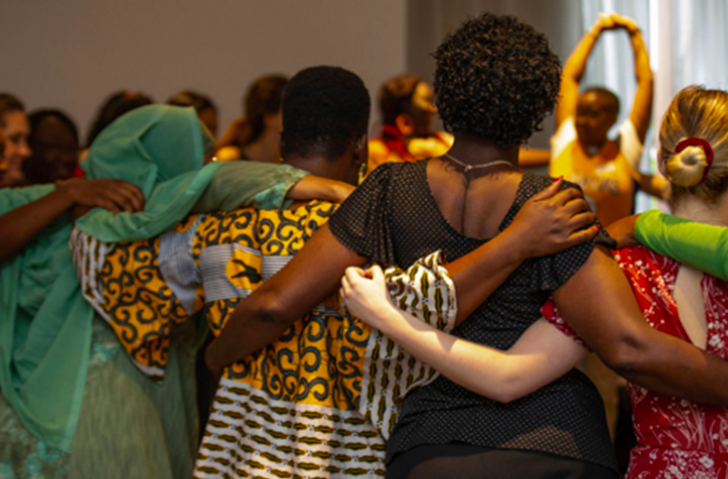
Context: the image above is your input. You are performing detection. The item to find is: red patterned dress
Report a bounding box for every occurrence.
[543,245,728,479]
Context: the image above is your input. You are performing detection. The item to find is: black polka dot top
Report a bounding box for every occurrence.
[328,159,617,473]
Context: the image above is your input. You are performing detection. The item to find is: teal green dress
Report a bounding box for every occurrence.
[0,105,308,479]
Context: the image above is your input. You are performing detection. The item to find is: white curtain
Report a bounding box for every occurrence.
[580,0,728,212]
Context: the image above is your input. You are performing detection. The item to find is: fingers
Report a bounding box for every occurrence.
[547,186,583,207]
[103,187,135,213]
[566,211,597,231]
[560,197,590,217]
[530,177,563,201]
[116,181,145,211]
[564,224,600,248]
[368,264,384,282]
[96,197,121,215]
[341,274,352,299]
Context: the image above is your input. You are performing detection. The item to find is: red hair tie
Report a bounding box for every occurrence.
[675,137,714,184]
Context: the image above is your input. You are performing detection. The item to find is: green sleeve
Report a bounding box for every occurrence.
[635,209,728,281]
[191,161,308,213]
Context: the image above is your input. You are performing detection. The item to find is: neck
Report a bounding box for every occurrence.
[283,154,337,181]
[242,128,280,163]
[446,134,519,167]
[671,193,728,227]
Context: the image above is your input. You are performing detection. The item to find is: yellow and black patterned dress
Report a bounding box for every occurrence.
[71,199,457,479]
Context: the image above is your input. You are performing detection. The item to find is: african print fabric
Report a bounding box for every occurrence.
[71,200,457,478]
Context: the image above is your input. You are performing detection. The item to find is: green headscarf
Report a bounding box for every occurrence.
[0,105,307,451]
[75,104,224,241]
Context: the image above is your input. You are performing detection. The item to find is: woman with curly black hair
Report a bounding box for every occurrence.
[206,13,728,479]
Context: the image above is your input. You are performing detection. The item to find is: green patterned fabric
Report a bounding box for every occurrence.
[635,209,728,281]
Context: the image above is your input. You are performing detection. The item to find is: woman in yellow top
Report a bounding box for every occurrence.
[550,13,664,228]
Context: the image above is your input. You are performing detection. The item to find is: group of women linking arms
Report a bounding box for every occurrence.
[0,104,354,478]
[2,11,728,479]
[204,13,728,479]
[341,70,728,479]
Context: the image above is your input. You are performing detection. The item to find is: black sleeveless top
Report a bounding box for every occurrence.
[328,160,617,473]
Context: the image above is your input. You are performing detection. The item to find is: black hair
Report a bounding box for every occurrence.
[0,93,25,127]
[235,75,288,148]
[86,90,154,147]
[433,12,561,148]
[281,66,370,160]
[379,75,421,126]
[167,90,217,115]
[582,87,621,115]
[28,109,79,145]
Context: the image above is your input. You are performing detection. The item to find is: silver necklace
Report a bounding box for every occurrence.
[443,153,514,173]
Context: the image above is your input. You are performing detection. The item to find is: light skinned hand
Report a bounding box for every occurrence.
[505,177,599,258]
[341,265,395,330]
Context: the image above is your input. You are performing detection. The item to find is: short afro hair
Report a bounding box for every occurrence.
[433,12,561,148]
[281,66,370,160]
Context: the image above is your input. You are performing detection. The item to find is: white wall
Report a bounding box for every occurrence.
[0,0,407,142]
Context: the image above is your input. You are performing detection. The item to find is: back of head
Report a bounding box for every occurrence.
[28,109,79,145]
[86,90,154,147]
[168,90,216,113]
[660,85,728,202]
[379,74,421,126]
[281,66,370,160]
[84,104,205,195]
[0,93,25,127]
[433,12,561,148]
[240,74,288,147]
[25,109,80,183]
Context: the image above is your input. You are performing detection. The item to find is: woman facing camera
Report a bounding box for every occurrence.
[343,85,728,479]
[206,14,728,479]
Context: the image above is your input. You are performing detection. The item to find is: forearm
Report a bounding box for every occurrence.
[635,210,728,281]
[564,27,601,82]
[556,24,601,126]
[636,174,669,200]
[287,175,354,204]
[372,305,585,403]
[0,187,73,262]
[554,247,728,407]
[206,285,301,371]
[628,28,654,140]
[206,225,367,371]
[612,328,728,406]
[630,30,652,85]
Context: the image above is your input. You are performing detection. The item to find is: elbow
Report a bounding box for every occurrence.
[253,286,288,327]
[598,338,645,378]
[486,372,531,404]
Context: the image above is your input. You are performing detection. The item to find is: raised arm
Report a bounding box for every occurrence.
[342,265,587,403]
[0,178,143,262]
[205,180,597,372]
[620,16,654,143]
[555,16,607,128]
[552,246,728,407]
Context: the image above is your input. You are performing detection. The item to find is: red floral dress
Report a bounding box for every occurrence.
[543,246,728,479]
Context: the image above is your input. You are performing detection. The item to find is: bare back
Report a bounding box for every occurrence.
[426,158,523,240]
